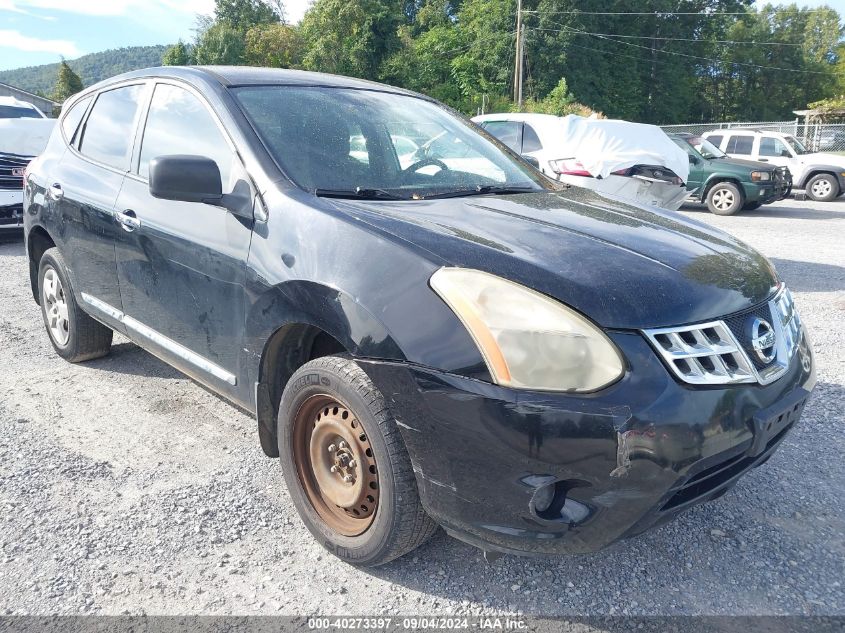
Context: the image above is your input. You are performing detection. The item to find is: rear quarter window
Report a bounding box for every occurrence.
[60,96,92,144]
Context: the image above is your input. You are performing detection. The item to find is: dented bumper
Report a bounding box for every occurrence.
[359,330,815,556]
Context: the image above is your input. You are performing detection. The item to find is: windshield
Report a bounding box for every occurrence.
[0,105,43,119]
[682,135,725,159]
[233,86,550,199]
[784,135,807,155]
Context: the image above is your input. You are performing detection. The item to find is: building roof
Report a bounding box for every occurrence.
[0,81,58,106]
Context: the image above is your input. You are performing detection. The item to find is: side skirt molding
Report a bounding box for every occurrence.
[80,292,237,386]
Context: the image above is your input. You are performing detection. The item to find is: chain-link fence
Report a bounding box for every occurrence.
[661,120,845,153]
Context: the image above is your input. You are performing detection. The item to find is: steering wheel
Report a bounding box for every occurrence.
[403,157,449,174]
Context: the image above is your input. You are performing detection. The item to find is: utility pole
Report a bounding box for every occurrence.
[513,0,523,109]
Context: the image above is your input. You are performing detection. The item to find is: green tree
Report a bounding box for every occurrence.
[51,60,83,102]
[521,78,598,117]
[300,0,404,78]
[215,0,284,31]
[244,23,303,67]
[162,40,193,65]
[193,22,247,65]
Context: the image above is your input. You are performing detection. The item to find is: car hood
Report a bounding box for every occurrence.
[799,152,845,166]
[327,187,779,329]
[708,156,777,171]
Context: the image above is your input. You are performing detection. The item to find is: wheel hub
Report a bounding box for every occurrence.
[42,268,69,346]
[293,396,379,535]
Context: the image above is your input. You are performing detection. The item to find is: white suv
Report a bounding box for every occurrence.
[702,128,845,201]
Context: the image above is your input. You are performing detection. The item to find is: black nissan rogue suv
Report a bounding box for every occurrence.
[23,67,815,566]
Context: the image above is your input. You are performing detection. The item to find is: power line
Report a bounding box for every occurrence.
[522,9,836,16]
[532,26,832,74]
[531,30,802,46]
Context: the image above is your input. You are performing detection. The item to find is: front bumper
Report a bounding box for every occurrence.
[0,190,24,230]
[359,329,815,556]
[746,176,791,205]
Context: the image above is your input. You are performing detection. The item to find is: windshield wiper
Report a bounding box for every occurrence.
[314,187,405,200]
[424,185,537,200]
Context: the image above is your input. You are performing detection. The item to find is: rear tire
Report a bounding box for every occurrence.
[38,248,113,362]
[706,182,744,215]
[278,355,437,566]
[805,173,839,202]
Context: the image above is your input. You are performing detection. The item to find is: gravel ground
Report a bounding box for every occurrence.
[0,198,842,617]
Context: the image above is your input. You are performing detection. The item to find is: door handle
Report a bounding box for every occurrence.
[758,158,769,162]
[49,183,63,200]
[117,209,141,232]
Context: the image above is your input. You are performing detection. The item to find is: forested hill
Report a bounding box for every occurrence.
[0,46,168,95]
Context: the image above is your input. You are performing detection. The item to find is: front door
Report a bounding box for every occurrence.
[114,82,253,400]
[756,135,793,170]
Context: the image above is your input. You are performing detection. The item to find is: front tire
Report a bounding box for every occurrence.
[38,247,113,362]
[706,182,744,215]
[278,356,437,566]
[805,173,840,202]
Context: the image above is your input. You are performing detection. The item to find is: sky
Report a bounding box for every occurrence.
[0,0,843,72]
[0,0,312,71]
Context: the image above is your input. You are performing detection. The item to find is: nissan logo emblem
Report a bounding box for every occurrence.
[746,316,776,364]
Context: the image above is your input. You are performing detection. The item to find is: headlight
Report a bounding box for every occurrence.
[429,268,625,392]
[751,171,771,181]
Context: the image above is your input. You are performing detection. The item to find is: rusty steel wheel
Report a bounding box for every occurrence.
[291,395,380,536]
[279,356,438,565]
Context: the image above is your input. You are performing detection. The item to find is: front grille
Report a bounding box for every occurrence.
[0,153,30,191]
[0,203,23,226]
[723,303,777,370]
[643,285,802,386]
[772,166,792,188]
[642,320,756,384]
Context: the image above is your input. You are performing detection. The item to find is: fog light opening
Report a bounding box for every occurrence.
[530,480,593,525]
[531,480,568,520]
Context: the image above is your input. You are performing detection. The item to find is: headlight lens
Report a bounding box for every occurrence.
[751,171,771,181]
[430,268,625,392]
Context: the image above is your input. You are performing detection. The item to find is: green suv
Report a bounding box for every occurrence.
[670,133,792,215]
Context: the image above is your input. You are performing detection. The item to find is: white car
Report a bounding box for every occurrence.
[702,128,845,201]
[473,113,690,210]
[1,97,54,233]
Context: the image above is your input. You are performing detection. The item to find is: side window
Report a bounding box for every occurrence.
[706,134,723,148]
[79,85,144,169]
[482,121,523,153]
[139,84,233,188]
[759,137,788,157]
[60,95,92,144]
[522,124,543,152]
[726,135,753,155]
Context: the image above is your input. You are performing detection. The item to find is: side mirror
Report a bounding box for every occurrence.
[522,154,540,168]
[149,155,223,204]
[689,154,699,165]
[781,150,791,158]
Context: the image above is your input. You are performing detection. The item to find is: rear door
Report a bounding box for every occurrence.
[113,81,254,399]
[51,82,148,330]
[723,134,755,161]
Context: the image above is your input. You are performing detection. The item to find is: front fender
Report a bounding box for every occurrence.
[243,279,406,384]
[798,165,844,188]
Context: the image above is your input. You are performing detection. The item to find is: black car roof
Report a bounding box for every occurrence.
[83,65,421,97]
